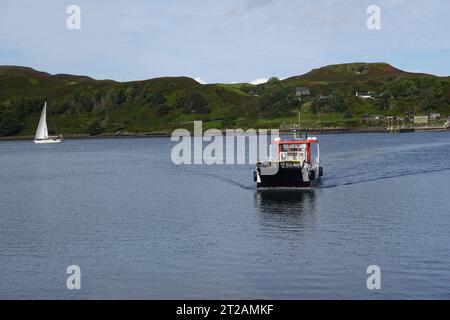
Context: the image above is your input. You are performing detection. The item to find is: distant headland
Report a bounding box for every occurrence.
[0,62,449,138]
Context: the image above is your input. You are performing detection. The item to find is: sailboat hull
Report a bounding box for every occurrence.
[34,139,63,144]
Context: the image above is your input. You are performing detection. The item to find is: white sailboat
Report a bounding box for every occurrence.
[34,102,63,144]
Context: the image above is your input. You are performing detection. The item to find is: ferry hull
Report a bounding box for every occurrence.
[256,167,320,189]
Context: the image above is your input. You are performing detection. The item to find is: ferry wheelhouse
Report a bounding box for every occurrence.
[254,136,323,188]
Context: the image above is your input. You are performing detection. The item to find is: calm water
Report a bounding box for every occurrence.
[0,132,449,299]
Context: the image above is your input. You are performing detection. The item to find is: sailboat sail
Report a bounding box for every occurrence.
[35,102,49,140]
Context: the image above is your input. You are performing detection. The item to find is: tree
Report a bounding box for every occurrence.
[350,81,368,95]
[152,92,166,106]
[421,87,445,113]
[0,115,24,136]
[87,120,103,135]
[78,91,93,112]
[182,93,210,114]
[267,77,280,85]
[329,90,346,113]
[155,104,170,116]
[376,95,390,110]
[260,89,288,116]
[125,87,135,102]
[406,84,419,97]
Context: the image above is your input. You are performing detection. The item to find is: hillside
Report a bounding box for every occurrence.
[0,63,449,137]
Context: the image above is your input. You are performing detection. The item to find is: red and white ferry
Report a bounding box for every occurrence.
[254,134,323,188]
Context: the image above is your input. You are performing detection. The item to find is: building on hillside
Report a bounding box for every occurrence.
[355,92,376,99]
[414,115,429,124]
[353,64,369,74]
[429,113,441,120]
[295,87,310,97]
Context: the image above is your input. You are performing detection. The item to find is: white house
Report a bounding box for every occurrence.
[355,92,376,99]
[295,87,311,97]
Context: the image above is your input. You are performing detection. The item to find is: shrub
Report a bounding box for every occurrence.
[87,120,103,135]
[0,115,24,136]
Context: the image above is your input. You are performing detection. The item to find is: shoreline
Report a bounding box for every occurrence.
[1,126,448,141]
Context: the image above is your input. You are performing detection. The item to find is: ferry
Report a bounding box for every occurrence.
[254,133,323,188]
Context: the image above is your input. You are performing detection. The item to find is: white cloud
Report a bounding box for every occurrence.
[249,77,268,85]
[194,76,207,84]
[228,0,275,17]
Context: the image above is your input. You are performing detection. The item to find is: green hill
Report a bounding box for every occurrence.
[0,63,449,137]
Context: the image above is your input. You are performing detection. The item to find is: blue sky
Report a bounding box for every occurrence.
[0,0,449,83]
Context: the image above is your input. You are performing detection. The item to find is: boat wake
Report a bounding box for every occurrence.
[320,166,450,189]
[200,171,254,190]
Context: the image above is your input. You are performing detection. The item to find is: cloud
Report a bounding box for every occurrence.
[194,76,207,84]
[228,0,275,17]
[249,77,268,85]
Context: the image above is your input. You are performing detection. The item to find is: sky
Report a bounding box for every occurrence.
[0,0,449,83]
